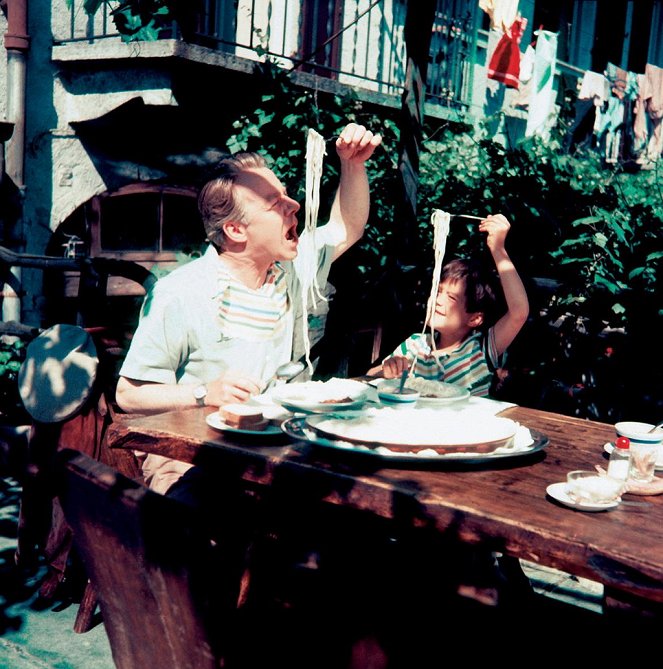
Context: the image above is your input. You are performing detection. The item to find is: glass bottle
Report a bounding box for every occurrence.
[607,436,631,482]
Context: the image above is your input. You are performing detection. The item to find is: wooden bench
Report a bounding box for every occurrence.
[55,449,229,668]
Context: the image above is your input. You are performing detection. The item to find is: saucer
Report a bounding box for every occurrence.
[546,482,620,512]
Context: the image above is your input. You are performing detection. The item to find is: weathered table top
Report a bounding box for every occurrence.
[106,402,663,608]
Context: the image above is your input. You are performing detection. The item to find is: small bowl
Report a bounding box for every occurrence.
[614,421,663,445]
[377,385,420,407]
[566,470,623,505]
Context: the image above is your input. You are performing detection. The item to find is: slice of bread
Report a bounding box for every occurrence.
[220,403,266,430]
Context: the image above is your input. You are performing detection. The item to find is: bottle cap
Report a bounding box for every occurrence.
[615,436,630,449]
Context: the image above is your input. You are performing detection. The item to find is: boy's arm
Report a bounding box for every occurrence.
[480,215,530,356]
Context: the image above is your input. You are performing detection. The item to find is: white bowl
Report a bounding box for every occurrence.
[377,387,420,406]
[614,421,663,445]
[566,470,623,505]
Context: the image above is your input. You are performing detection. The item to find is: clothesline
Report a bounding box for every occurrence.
[569,63,663,165]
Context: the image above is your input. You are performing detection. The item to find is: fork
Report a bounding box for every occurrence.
[397,369,409,394]
[450,214,485,221]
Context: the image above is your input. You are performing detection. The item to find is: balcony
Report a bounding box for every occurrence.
[52,0,480,120]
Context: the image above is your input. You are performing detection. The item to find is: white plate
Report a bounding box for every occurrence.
[374,379,470,407]
[271,379,372,413]
[546,482,620,512]
[603,442,663,471]
[206,412,283,436]
[282,416,547,463]
[416,393,471,408]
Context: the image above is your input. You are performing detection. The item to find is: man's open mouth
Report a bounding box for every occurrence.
[285,224,299,242]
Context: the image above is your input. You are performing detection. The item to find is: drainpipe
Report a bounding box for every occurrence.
[2,0,29,323]
[0,120,14,184]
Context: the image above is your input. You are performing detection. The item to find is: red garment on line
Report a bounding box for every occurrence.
[487,18,527,89]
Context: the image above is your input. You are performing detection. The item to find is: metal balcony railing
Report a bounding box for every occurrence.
[55,0,479,113]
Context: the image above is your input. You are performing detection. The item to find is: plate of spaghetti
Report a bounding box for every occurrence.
[271,378,372,413]
[375,378,469,406]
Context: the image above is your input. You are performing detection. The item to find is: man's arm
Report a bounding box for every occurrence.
[115,372,263,415]
[326,123,382,260]
[115,376,201,414]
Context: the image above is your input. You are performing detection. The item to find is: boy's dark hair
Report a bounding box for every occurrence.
[441,258,506,328]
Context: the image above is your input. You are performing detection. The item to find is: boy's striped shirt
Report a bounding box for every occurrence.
[387,330,501,397]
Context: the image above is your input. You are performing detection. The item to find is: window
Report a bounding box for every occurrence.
[100,193,161,252]
[97,187,205,257]
[50,184,207,300]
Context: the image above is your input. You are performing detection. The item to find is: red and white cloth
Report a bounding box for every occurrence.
[487,17,527,89]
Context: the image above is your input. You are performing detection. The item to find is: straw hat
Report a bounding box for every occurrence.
[18,324,99,423]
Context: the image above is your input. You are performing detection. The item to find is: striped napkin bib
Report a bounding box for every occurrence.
[216,263,289,341]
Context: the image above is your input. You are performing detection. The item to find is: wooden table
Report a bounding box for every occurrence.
[105,403,663,617]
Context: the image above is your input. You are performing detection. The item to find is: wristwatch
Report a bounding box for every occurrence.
[193,384,208,407]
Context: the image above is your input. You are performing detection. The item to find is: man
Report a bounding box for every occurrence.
[115,122,381,492]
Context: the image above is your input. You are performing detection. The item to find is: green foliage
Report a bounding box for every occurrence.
[420,124,662,331]
[76,0,175,42]
[416,123,663,420]
[224,72,662,420]
[0,338,28,423]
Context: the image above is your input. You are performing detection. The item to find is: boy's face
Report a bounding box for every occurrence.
[427,278,483,335]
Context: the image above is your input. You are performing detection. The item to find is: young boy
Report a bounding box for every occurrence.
[381,214,529,396]
[380,214,532,607]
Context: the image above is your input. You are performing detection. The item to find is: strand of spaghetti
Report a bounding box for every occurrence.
[305,129,325,237]
[418,209,451,373]
[299,129,328,371]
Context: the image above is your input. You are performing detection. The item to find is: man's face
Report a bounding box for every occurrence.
[233,167,301,262]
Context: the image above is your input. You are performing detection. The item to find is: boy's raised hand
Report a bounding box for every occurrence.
[479,214,510,253]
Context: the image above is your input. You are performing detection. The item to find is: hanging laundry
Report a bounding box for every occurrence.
[597,64,639,164]
[633,72,649,154]
[578,71,610,104]
[487,17,527,89]
[595,94,625,164]
[634,63,663,166]
[563,71,608,153]
[479,0,520,33]
[620,71,640,162]
[519,43,535,83]
[512,43,535,108]
[525,30,558,138]
[605,63,630,100]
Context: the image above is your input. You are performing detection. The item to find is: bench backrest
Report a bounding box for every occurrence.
[56,449,225,669]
